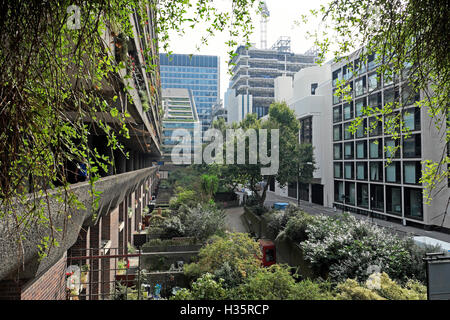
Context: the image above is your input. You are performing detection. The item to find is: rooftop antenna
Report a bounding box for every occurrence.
[260,1,270,49]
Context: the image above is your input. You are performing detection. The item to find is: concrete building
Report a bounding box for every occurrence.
[269,64,334,208]
[161,88,201,163]
[160,53,220,132]
[330,50,450,231]
[0,5,162,299]
[225,37,317,123]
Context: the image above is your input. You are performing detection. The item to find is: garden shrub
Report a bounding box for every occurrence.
[169,188,198,210]
[160,216,185,239]
[180,203,226,242]
[263,210,286,240]
[283,211,316,242]
[171,273,227,300]
[336,273,427,300]
[300,213,433,284]
[183,232,262,286]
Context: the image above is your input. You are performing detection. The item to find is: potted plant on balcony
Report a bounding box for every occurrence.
[80,264,90,286]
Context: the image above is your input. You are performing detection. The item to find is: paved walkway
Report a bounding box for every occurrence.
[224,207,248,233]
[265,191,450,243]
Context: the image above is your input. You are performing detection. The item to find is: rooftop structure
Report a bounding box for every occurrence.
[226,38,318,120]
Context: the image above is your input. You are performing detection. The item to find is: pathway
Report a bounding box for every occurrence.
[224,206,248,233]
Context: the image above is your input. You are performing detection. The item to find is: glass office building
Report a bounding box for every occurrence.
[160,53,220,132]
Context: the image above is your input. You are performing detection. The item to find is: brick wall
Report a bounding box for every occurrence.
[21,252,67,300]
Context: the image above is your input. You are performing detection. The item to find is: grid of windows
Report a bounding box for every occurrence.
[332,54,424,221]
[160,54,219,131]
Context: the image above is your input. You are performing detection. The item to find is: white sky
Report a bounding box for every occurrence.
[164,0,332,103]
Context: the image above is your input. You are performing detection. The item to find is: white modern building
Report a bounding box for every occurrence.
[269,63,334,208]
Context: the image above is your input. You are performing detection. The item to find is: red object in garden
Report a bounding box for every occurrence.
[259,239,276,267]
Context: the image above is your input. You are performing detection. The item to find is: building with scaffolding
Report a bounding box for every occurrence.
[225,37,318,122]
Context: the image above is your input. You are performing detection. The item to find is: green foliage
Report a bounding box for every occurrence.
[200,174,219,200]
[160,203,226,241]
[336,273,427,300]
[300,213,432,284]
[283,211,316,242]
[183,232,262,285]
[0,0,263,262]
[171,273,227,300]
[169,187,198,210]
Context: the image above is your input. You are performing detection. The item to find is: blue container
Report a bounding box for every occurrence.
[274,202,289,210]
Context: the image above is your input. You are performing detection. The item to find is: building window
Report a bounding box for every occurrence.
[403,161,422,184]
[403,134,421,158]
[300,116,313,144]
[356,141,367,159]
[403,107,421,131]
[370,184,384,211]
[385,161,401,183]
[344,142,354,159]
[369,117,382,136]
[345,182,356,205]
[332,69,342,87]
[355,76,367,97]
[367,53,378,71]
[343,102,354,120]
[369,138,383,159]
[311,83,318,95]
[344,122,354,140]
[368,72,381,91]
[357,183,369,208]
[404,188,423,220]
[355,97,366,117]
[334,143,343,160]
[402,84,420,106]
[383,69,397,87]
[333,88,341,105]
[356,162,368,180]
[368,92,382,109]
[334,181,344,202]
[344,162,355,180]
[384,86,400,107]
[333,105,342,123]
[333,124,342,141]
[343,64,352,81]
[370,161,383,181]
[386,186,402,215]
[334,162,343,178]
[355,119,367,138]
[354,58,366,75]
[384,138,400,158]
[384,112,400,136]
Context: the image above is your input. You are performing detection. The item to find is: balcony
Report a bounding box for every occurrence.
[0,167,158,282]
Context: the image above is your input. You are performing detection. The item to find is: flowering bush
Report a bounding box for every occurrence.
[300,213,430,284]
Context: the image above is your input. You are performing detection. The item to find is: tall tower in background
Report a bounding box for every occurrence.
[159,53,220,132]
[260,1,270,49]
